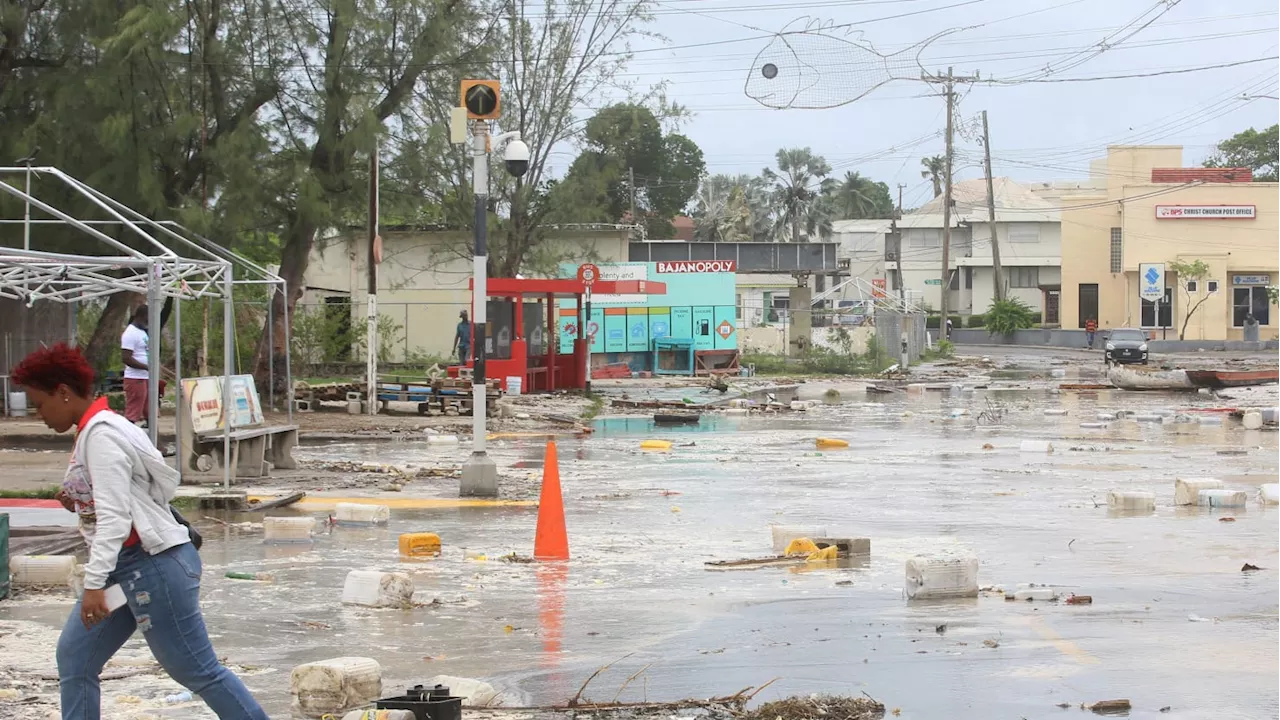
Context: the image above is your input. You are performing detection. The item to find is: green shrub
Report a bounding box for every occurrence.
[967,314,986,328]
[984,298,1038,336]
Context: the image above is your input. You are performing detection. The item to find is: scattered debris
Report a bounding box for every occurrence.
[1065,595,1093,605]
[499,553,535,564]
[1219,516,1236,522]
[982,639,1000,649]
[1242,563,1261,572]
[247,492,306,511]
[1086,699,1131,715]
[745,694,886,720]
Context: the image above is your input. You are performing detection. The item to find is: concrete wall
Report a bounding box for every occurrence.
[739,325,875,356]
[951,327,1278,351]
[301,227,630,362]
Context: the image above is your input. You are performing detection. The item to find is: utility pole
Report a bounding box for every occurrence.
[629,166,637,226]
[941,67,955,332]
[894,183,906,305]
[981,110,1005,302]
[366,147,380,416]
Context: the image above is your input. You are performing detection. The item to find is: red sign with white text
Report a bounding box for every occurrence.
[655,260,737,274]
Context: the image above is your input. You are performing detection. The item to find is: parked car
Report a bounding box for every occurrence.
[1104,328,1150,365]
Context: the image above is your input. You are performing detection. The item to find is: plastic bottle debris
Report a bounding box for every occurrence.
[815,438,849,449]
[165,691,194,704]
[640,439,672,451]
[1079,422,1108,430]
[1174,478,1224,506]
[1096,413,1116,422]
[1019,440,1054,454]
[905,553,979,600]
[1007,584,1058,602]
[335,503,391,526]
[1197,416,1223,426]
[225,571,274,581]
[1043,409,1068,416]
[1197,489,1248,508]
[1134,414,1164,423]
[1107,491,1155,512]
[290,657,383,717]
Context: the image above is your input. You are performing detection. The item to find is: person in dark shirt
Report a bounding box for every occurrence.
[453,310,471,363]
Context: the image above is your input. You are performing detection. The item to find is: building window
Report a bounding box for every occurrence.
[735,293,742,320]
[963,266,973,290]
[1234,287,1270,326]
[1207,280,1219,294]
[1009,226,1039,244]
[1009,267,1040,288]
[1185,280,1198,293]
[907,229,941,248]
[1140,288,1172,328]
[1109,228,1122,273]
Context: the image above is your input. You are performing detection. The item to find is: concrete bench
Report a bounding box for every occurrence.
[179,374,298,483]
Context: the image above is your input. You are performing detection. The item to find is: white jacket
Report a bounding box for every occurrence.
[76,412,190,589]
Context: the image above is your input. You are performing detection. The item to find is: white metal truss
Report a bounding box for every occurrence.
[812,275,925,315]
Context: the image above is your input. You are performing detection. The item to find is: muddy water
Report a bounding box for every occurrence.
[4,387,1277,719]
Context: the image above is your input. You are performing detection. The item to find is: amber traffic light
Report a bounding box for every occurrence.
[460,80,501,119]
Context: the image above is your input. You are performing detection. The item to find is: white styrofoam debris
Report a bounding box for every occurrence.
[1241,412,1263,430]
[9,555,77,587]
[424,675,501,707]
[1197,416,1223,426]
[1107,491,1156,511]
[291,657,382,717]
[334,503,390,526]
[905,553,979,600]
[1175,478,1224,506]
[1079,422,1108,429]
[1096,413,1116,422]
[1260,484,1279,505]
[1043,409,1068,416]
[341,570,415,608]
[1197,489,1248,508]
[427,435,460,445]
[263,516,316,543]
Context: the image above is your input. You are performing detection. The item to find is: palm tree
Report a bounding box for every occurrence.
[834,171,895,219]
[692,174,768,242]
[764,148,833,243]
[921,155,945,198]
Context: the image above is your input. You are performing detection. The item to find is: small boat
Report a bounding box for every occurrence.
[1107,365,1193,391]
[653,412,701,425]
[1184,369,1279,389]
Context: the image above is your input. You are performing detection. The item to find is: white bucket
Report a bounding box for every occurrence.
[1174,478,1223,506]
[905,553,979,600]
[7,391,27,417]
[506,376,522,395]
[264,516,316,543]
[334,503,390,526]
[1242,412,1263,430]
[341,569,414,607]
[290,657,383,717]
[1107,491,1155,511]
[9,555,77,586]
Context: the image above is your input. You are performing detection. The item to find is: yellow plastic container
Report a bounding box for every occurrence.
[815,438,849,449]
[784,538,819,556]
[398,532,442,557]
[640,439,672,451]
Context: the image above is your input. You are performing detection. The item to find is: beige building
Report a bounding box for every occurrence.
[1059,146,1278,341]
[300,226,630,363]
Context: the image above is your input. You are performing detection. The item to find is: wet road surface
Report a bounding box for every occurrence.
[3,382,1277,719]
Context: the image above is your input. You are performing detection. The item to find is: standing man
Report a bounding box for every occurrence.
[120,306,153,427]
[1085,317,1098,349]
[453,310,472,364]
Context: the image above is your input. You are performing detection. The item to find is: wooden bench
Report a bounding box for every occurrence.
[178,374,298,482]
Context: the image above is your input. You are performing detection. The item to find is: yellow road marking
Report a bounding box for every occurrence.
[1027,615,1100,665]
[247,496,536,511]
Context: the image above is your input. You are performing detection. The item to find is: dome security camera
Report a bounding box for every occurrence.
[504,139,530,178]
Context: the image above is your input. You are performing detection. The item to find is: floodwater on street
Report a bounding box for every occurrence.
[3,382,1278,719]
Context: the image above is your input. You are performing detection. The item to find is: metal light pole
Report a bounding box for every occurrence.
[460,119,499,497]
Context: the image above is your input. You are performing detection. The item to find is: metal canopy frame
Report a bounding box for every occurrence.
[0,166,294,489]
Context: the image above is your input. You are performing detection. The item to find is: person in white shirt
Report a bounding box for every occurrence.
[120,306,152,426]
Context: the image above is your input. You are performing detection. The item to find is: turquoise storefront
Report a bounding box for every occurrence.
[556,262,737,367]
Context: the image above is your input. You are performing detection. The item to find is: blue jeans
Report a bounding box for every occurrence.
[57,542,267,719]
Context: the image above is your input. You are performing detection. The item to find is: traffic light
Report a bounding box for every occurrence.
[460,80,500,119]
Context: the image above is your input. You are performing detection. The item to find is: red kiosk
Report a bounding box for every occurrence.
[450,277,667,392]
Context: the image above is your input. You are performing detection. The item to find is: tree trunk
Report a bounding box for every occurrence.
[252,216,316,396]
[83,292,141,373]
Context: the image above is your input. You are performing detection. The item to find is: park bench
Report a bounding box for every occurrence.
[178,374,298,482]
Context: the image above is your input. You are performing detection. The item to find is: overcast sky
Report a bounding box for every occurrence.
[562,0,1279,209]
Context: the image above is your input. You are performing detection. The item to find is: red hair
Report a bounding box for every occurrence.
[11,343,96,398]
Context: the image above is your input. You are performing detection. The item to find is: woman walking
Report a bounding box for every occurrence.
[10,343,267,720]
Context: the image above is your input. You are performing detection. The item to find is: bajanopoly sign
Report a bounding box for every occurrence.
[655,260,737,273]
[1154,205,1256,219]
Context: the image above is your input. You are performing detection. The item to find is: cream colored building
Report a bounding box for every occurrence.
[1059,146,1278,341]
[300,226,630,362]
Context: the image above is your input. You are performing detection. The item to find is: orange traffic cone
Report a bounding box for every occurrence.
[534,440,569,560]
